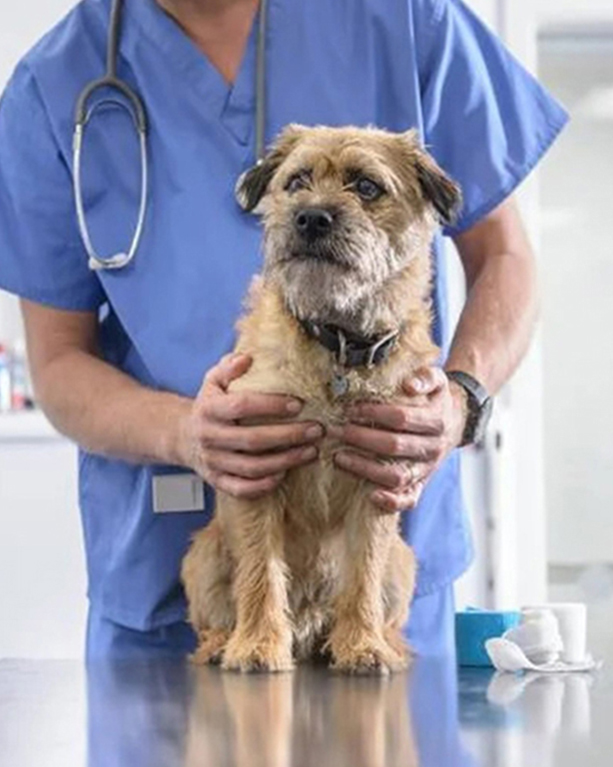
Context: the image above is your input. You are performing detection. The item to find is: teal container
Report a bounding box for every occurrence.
[455,608,521,667]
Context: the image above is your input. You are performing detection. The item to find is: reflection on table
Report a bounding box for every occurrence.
[1,653,604,766]
[86,653,474,767]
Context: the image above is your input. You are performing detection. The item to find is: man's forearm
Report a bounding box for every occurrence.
[445,202,538,395]
[37,348,191,466]
[444,250,537,394]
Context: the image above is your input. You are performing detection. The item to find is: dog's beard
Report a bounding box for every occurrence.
[264,228,409,335]
[276,260,373,320]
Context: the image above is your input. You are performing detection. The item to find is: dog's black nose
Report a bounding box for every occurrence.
[294,208,335,240]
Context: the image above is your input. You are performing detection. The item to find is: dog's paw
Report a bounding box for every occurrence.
[329,636,408,676]
[189,628,232,666]
[221,635,294,674]
[383,628,413,668]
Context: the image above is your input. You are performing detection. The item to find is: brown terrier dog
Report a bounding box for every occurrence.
[182,125,461,675]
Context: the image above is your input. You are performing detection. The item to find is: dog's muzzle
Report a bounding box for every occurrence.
[294,207,335,243]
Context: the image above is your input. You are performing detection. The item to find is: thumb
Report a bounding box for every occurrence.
[201,353,253,394]
[403,366,446,397]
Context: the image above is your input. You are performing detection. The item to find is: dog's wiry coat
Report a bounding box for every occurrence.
[182,125,461,674]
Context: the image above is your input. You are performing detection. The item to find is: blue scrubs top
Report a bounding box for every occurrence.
[0,0,568,631]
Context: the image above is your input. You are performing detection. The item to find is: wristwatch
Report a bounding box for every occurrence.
[445,370,494,447]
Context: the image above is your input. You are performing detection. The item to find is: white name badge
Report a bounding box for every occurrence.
[152,473,206,514]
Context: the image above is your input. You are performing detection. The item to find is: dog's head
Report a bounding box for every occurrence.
[236,125,462,323]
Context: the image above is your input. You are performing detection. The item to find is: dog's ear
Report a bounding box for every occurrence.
[236,124,307,213]
[398,130,463,226]
[415,154,463,226]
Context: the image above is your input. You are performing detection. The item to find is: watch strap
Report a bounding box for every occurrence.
[445,370,492,447]
[445,370,490,407]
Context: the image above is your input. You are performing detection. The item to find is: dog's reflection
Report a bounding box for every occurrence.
[87,660,434,766]
[185,668,418,767]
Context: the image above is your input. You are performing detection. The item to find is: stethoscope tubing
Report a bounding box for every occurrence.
[73,0,148,270]
[73,99,148,271]
[73,0,268,271]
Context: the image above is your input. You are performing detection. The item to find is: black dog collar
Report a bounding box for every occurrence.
[299,318,401,369]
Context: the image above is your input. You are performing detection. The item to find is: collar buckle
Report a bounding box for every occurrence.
[299,318,401,370]
[336,329,348,366]
[365,329,399,368]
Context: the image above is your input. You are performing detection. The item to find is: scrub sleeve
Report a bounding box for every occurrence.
[412,0,569,237]
[0,62,104,310]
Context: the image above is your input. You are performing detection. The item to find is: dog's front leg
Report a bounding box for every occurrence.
[221,495,294,673]
[328,500,407,675]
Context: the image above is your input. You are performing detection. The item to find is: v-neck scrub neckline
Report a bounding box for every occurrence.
[124,0,262,145]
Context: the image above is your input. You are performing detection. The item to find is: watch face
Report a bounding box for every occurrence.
[473,397,494,445]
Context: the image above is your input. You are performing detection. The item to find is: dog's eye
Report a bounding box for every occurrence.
[354,177,384,201]
[285,171,311,194]
[343,169,385,201]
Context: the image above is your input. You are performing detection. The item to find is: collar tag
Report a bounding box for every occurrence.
[330,373,350,399]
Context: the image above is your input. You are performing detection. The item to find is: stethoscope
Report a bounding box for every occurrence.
[73,0,269,271]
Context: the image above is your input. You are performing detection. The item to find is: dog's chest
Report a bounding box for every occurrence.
[282,438,367,539]
[289,355,402,415]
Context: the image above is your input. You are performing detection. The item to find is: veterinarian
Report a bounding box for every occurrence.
[0,0,567,659]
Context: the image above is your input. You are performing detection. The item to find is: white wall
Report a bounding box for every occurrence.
[538,37,613,565]
[537,0,613,26]
[0,423,85,659]
[535,0,613,570]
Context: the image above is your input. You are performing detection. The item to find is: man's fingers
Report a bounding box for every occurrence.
[201,353,253,394]
[202,421,325,454]
[212,471,286,500]
[334,451,428,490]
[403,366,447,397]
[203,445,318,480]
[329,423,441,461]
[347,402,445,436]
[371,482,425,514]
[201,391,303,423]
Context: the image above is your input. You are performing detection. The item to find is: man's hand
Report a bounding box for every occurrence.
[330,367,467,513]
[178,353,325,499]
